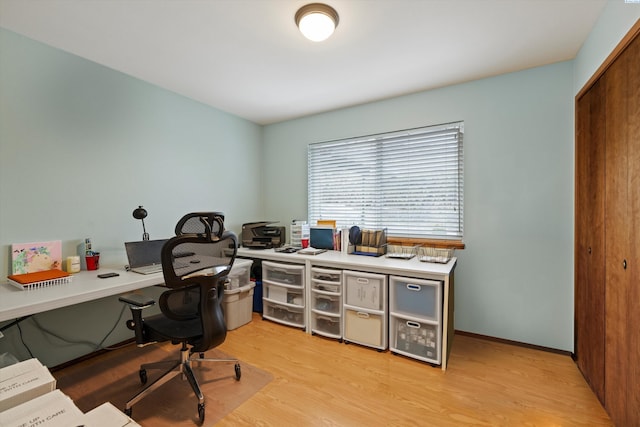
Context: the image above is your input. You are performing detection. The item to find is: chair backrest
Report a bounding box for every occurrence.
[159,213,237,352]
[174,212,225,238]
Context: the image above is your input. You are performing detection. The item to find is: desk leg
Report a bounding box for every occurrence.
[441,270,455,371]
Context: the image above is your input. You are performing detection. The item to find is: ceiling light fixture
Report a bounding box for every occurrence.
[295,3,339,42]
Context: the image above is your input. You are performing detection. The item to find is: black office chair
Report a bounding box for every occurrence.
[119,212,240,424]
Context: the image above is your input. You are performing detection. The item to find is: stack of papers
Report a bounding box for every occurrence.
[297,247,327,255]
[7,270,71,290]
[0,358,56,411]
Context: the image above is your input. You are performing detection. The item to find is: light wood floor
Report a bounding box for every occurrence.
[210,313,610,426]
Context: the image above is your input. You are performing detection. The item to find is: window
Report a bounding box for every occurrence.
[308,122,464,241]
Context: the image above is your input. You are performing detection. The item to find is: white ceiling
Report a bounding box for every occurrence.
[0,0,606,125]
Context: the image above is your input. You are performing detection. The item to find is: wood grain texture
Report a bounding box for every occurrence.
[54,314,610,426]
[575,24,640,426]
[603,31,640,427]
[55,343,272,426]
[574,78,606,403]
[604,34,632,427]
[626,30,640,427]
[214,314,611,427]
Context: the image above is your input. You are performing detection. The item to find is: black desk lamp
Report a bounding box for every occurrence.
[133,205,150,241]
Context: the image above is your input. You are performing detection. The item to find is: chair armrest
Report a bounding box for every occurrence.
[119,293,156,309]
[119,293,156,345]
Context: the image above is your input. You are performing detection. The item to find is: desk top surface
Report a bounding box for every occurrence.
[237,247,456,279]
[0,267,164,323]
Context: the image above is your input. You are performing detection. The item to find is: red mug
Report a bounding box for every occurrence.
[86,254,100,270]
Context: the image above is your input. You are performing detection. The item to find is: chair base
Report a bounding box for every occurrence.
[124,343,240,424]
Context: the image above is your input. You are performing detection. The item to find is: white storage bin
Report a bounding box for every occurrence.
[226,258,252,290]
[389,276,442,322]
[263,261,304,287]
[344,308,385,349]
[265,283,288,303]
[390,316,441,364]
[264,283,303,306]
[312,314,341,337]
[312,281,340,293]
[312,267,342,284]
[286,290,304,306]
[263,300,304,327]
[313,293,340,314]
[223,282,255,330]
[344,271,386,310]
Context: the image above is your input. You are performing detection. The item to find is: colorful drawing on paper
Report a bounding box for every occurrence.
[11,240,63,274]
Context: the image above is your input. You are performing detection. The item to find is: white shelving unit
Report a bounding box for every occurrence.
[262,261,306,329]
[310,267,342,340]
[343,270,388,351]
[237,247,456,371]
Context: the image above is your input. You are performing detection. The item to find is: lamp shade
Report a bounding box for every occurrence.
[295,3,339,42]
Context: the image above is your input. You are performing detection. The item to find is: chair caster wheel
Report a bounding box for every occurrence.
[199,352,205,359]
[198,402,205,424]
[234,362,241,380]
[139,369,147,384]
[126,320,135,330]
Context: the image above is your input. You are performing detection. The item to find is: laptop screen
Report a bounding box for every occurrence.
[310,227,335,250]
[124,239,168,268]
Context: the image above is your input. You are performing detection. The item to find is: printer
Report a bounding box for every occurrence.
[242,221,285,249]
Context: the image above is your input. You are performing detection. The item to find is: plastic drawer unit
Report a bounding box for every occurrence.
[262,261,306,329]
[343,270,387,350]
[389,275,443,364]
[310,267,343,340]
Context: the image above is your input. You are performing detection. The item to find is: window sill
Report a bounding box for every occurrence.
[386,237,465,250]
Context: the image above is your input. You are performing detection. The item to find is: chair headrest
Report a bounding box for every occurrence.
[160,230,238,288]
[174,212,225,240]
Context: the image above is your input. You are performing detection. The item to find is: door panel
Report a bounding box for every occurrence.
[623,33,640,426]
[603,36,632,427]
[574,79,606,403]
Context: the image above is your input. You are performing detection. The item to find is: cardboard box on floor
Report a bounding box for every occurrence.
[82,402,141,427]
[1,389,84,427]
[0,358,56,411]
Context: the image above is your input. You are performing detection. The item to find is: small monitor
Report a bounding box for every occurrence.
[124,239,168,268]
[310,227,334,250]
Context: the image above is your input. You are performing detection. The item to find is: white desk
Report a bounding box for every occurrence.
[0,268,164,323]
[237,247,456,370]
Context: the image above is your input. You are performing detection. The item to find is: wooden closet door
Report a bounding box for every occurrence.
[574,79,606,403]
[603,32,640,426]
[620,32,640,425]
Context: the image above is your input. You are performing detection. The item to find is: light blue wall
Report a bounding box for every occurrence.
[0,5,637,365]
[0,28,263,366]
[260,6,639,353]
[574,2,640,94]
[262,62,575,351]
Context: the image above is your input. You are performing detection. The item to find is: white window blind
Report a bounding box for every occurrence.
[308,122,464,240]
